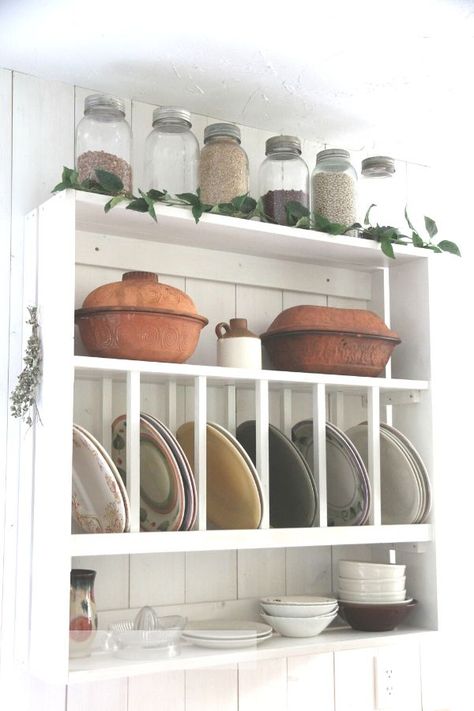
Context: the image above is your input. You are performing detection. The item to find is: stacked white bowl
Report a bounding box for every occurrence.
[337,560,408,603]
[259,595,338,638]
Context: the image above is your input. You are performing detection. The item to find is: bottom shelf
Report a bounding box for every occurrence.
[68,626,436,683]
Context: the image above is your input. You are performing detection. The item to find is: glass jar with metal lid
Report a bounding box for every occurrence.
[359,156,404,229]
[258,135,309,226]
[199,123,249,205]
[76,94,132,193]
[311,148,357,227]
[144,107,200,195]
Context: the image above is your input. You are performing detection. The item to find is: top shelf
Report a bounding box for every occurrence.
[68,191,431,269]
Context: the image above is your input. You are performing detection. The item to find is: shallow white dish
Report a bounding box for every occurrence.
[337,576,406,593]
[338,560,406,580]
[337,597,414,607]
[337,589,407,603]
[260,595,338,618]
[182,632,273,649]
[183,620,272,641]
[261,611,337,638]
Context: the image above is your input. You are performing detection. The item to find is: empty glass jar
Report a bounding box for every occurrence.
[258,135,309,225]
[76,94,132,193]
[359,156,404,229]
[199,123,249,205]
[311,148,357,227]
[144,107,200,195]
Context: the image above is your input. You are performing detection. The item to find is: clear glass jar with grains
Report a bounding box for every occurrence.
[199,123,249,204]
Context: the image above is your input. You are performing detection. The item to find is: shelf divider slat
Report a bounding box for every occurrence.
[195,375,207,531]
[367,385,382,526]
[101,377,112,454]
[256,379,270,529]
[126,370,141,533]
[314,383,327,528]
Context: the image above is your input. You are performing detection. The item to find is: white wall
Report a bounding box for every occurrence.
[0,68,449,711]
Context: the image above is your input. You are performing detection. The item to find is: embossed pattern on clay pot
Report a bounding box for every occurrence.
[75,272,208,362]
[260,305,400,377]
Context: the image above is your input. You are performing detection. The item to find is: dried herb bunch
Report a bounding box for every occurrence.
[10,306,42,427]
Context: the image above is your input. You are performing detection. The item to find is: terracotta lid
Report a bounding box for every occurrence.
[261,305,400,341]
[82,271,198,315]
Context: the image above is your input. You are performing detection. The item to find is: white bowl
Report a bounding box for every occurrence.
[260,596,338,618]
[337,576,406,593]
[337,590,407,603]
[261,611,337,637]
[338,560,406,580]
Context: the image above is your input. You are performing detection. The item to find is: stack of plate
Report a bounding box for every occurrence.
[345,422,431,524]
[260,595,339,637]
[337,560,409,603]
[291,420,370,526]
[111,413,197,532]
[72,424,131,533]
[235,421,317,528]
[182,620,273,649]
[176,421,264,529]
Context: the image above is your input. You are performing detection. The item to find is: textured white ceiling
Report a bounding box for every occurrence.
[1,0,473,163]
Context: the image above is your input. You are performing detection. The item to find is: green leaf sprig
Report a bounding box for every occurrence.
[10,306,42,427]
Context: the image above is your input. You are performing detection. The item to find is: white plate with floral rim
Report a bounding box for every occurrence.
[73,423,131,532]
[72,425,128,533]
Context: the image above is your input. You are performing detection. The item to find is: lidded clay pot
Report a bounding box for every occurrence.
[215,318,262,369]
[75,271,208,363]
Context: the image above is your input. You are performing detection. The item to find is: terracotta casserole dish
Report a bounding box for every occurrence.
[260,305,400,376]
[75,271,208,362]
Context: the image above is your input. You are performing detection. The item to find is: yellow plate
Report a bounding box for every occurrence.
[176,422,262,530]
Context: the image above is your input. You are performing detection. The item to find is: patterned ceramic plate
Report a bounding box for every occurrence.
[112,415,186,532]
[72,425,127,533]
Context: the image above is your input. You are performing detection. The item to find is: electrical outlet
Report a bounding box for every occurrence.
[375,654,398,709]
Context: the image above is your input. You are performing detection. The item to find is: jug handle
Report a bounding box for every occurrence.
[215,322,230,338]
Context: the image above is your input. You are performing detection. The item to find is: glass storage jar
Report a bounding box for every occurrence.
[359,156,405,229]
[144,107,199,195]
[76,94,132,193]
[199,123,249,205]
[258,135,309,225]
[311,148,357,227]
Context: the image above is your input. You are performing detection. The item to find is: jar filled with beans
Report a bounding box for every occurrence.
[258,135,309,226]
[76,94,132,193]
[199,123,249,205]
[311,149,357,227]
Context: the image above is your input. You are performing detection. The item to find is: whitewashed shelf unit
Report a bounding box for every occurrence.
[25,190,439,683]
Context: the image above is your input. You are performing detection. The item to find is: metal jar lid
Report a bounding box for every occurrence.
[204,123,241,143]
[316,148,351,163]
[265,135,301,156]
[361,156,396,177]
[152,106,192,127]
[84,94,126,116]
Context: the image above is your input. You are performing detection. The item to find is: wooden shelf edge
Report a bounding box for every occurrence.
[70,524,433,557]
[68,627,437,684]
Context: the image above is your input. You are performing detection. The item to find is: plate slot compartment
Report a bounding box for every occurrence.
[225,384,236,436]
[313,383,327,528]
[367,385,381,525]
[194,375,207,531]
[167,380,177,434]
[281,388,292,439]
[126,370,141,532]
[100,377,112,454]
[256,379,269,529]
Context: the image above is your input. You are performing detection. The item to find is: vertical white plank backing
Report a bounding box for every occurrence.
[256,379,269,529]
[286,547,332,595]
[67,678,127,711]
[329,391,344,429]
[126,370,141,533]
[288,653,334,711]
[185,279,235,366]
[185,551,237,604]
[194,376,207,531]
[367,386,381,526]
[239,658,287,711]
[72,555,129,612]
[167,380,177,433]
[225,384,236,435]
[186,665,238,711]
[334,648,376,711]
[237,549,285,599]
[100,378,112,453]
[313,384,327,527]
[281,388,292,438]
[128,671,185,711]
[129,553,185,607]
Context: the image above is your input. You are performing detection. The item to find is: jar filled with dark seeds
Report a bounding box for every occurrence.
[311,148,357,227]
[199,123,249,205]
[144,107,199,195]
[258,135,309,226]
[76,94,132,193]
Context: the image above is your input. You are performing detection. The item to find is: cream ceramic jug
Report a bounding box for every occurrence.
[215,318,262,369]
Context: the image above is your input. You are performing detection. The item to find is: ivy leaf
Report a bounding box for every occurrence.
[364,204,376,226]
[424,216,438,239]
[191,204,204,223]
[325,221,348,235]
[411,231,424,248]
[95,169,124,194]
[126,198,149,213]
[176,192,200,207]
[138,189,157,222]
[52,181,67,193]
[104,194,128,213]
[404,207,416,232]
[286,201,310,227]
[437,240,461,257]
[63,166,79,186]
[295,216,310,229]
[231,194,256,214]
[147,189,167,201]
[80,178,104,192]
[380,236,395,259]
[212,202,234,215]
[312,212,332,232]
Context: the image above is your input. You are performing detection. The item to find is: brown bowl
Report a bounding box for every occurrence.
[338,599,417,632]
[75,306,208,362]
[261,305,400,376]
